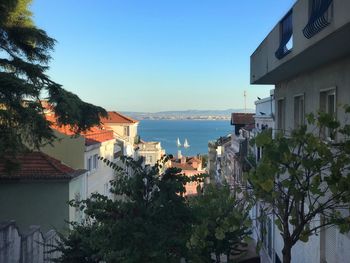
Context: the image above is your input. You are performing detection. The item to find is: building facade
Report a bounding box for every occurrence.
[251,1,350,262]
[136,141,165,166]
[101,111,140,158]
[0,152,87,232]
[42,113,119,199]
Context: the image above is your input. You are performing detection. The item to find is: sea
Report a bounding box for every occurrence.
[138,120,232,156]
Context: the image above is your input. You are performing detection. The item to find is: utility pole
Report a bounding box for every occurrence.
[244,90,247,114]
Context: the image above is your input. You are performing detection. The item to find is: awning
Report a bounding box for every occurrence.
[275,10,293,59]
[303,0,333,39]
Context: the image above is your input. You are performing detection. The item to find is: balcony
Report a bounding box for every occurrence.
[251,0,350,85]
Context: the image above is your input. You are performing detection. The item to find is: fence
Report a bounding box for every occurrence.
[0,221,60,263]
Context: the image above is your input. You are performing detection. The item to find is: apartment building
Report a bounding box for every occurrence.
[170,154,205,196]
[101,111,140,158]
[250,94,277,263]
[41,114,119,199]
[136,141,165,166]
[251,0,350,262]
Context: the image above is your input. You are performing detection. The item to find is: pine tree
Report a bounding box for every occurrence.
[0,0,106,167]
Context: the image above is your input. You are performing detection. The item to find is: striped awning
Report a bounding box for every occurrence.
[303,0,333,39]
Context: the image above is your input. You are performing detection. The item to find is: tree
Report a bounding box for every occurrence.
[187,183,252,263]
[55,157,204,263]
[248,110,350,263]
[0,0,106,167]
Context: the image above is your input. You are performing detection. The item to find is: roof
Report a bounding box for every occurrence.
[0,152,85,180]
[46,114,114,146]
[171,162,197,171]
[101,111,139,124]
[187,157,201,164]
[231,113,255,125]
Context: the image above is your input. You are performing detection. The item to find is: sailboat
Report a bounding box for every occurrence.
[183,139,190,148]
[177,138,181,147]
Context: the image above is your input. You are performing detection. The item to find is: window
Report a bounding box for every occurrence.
[87,157,92,171]
[93,154,98,169]
[303,0,333,39]
[277,99,286,131]
[320,88,336,138]
[124,126,129,136]
[148,156,153,164]
[87,154,99,171]
[294,95,305,128]
[275,10,293,59]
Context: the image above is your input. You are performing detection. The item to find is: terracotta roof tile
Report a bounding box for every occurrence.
[0,152,85,180]
[46,115,114,146]
[101,111,139,124]
[231,113,255,125]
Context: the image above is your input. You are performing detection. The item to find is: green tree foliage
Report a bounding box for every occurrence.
[55,157,204,263]
[248,109,350,263]
[188,183,252,263]
[0,0,106,164]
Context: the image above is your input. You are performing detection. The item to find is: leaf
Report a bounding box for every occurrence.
[260,179,274,192]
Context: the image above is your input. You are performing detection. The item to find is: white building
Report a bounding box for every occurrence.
[250,0,350,262]
[101,111,140,158]
[136,141,165,166]
[250,93,277,263]
[41,114,119,200]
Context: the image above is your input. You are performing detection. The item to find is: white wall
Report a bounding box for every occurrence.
[85,139,116,199]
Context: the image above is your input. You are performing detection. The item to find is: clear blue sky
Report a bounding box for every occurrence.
[31,0,295,112]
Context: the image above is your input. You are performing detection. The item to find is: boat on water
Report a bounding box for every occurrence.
[177,138,181,147]
[184,139,190,148]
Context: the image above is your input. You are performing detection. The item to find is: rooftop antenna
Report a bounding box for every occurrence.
[244,90,247,114]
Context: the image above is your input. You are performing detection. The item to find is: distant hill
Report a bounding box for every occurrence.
[121,109,254,120]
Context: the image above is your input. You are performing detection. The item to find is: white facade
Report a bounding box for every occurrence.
[84,139,118,199]
[136,141,165,166]
[250,0,350,262]
[106,122,139,158]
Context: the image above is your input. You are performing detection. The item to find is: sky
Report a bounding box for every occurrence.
[31,0,295,112]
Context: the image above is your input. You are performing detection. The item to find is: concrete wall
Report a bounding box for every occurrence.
[275,55,350,132]
[0,181,70,233]
[41,131,85,169]
[251,0,350,84]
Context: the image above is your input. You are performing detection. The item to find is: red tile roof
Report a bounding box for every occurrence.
[101,111,139,124]
[171,162,197,171]
[0,152,85,180]
[187,157,201,164]
[231,113,254,125]
[84,130,115,146]
[46,114,114,146]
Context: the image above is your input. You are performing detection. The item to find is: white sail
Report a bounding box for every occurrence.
[177,138,181,147]
[184,139,190,148]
